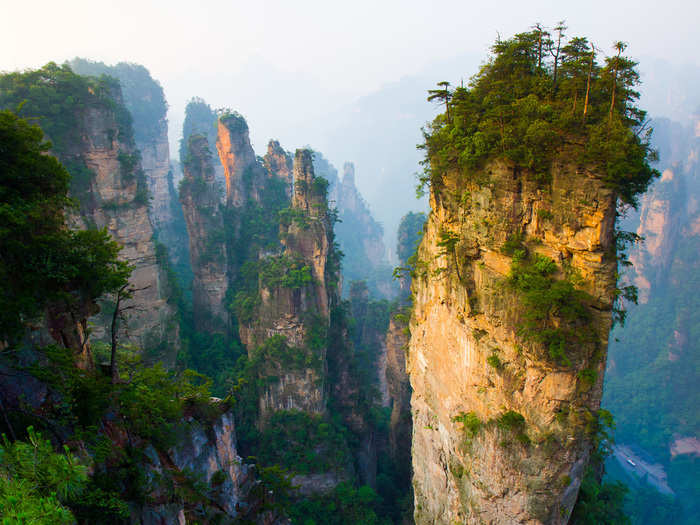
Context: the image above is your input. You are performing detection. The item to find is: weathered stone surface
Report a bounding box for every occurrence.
[135,409,280,523]
[245,150,334,417]
[74,102,177,355]
[409,157,617,524]
[385,316,412,466]
[216,115,258,206]
[264,139,293,197]
[180,134,229,333]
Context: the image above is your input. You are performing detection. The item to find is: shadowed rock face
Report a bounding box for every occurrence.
[241,150,334,417]
[385,316,412,468]
[264,139,293,197]
[409,157,618,524]
[180,134,229,333]
[70,97,177,356]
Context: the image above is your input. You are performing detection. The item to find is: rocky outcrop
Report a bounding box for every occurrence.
[69,96,176,355]
[140,119,173,234]
[180,134,228,333]
[139,409,258,523]
[385,316,411,468]
[216,114,260,206]
[409,156,618,524]
[241,150,334,417]
[264,140,293,196]
[64,60,181,354]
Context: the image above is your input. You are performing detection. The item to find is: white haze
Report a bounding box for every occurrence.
[3,0,700,252]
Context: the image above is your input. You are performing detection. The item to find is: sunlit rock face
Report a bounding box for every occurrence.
[216,114,259,207]
[180,134,229,334]
[409,157,618,524]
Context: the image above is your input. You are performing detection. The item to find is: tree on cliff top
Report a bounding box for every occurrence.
[419,25,659,207]
[0,111,131,345]
[67,58,168,147]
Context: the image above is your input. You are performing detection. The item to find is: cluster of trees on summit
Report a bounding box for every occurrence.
[421,23,658,208]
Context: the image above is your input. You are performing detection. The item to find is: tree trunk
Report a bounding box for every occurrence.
[110,284,127,383]
[583,49,594,121]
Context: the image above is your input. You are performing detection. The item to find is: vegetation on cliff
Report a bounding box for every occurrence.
[0,110,130,343]
[410,24,661,524]
[0,113,234,523]
[67,58,168,147]
[0,63,149,209]
[420,27,658,207]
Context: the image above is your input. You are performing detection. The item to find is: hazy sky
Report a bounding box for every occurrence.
[4,0,700,248]
[4,0,698,146]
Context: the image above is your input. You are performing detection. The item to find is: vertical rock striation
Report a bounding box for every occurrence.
[216,113,259,206]
[180,134,229,333]
[75,95,176,353]
[385,316,412,469]
[409,157,618,524]
[240,150,335,417]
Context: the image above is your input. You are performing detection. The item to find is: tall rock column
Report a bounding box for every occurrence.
[239,150,335,417]
[180,134,228,333]
[409,157,618,524]
[216,113,258,206]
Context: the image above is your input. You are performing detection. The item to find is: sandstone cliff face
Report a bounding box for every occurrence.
[241,150,334,416]
[180,134,229,333]
[385,316,412,468]
[140,118,174,234]
[216,114,260,206]
[264,139,294,196]
[73,101,177,354]
[139,410,259,523]
[409,158,618,524]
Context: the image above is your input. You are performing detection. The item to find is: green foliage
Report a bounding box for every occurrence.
[437,229,460,256]
[397,212,427,267]
[452,411,483,440]
[419,28,659,207]
[0,111,131,343]
[571,411,630,524]
[67,58,168,147]
[251,334,323,373]
[486,353,504,369]
[570,473,631,525]
[254,411,351,475]
[496,410,526,431]
[279,206,311,229]
[287,482,390,525]
[537,208,554,221]
[501,232,525,256]
[495,410,530,445]
[0,426,88,524]
[259,255,314,289]
[508,250,592,366]
[0,63,144,208]
[179,97,217,163]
